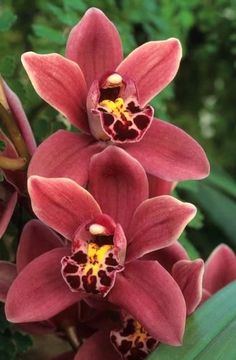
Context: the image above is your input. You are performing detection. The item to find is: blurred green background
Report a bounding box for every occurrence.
[0,0,236,358]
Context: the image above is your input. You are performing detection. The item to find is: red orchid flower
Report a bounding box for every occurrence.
[0,78,36,238]
[21,8,209,187]
[0,219,118,339]
[6,146,197,346]
[203,244,236,300]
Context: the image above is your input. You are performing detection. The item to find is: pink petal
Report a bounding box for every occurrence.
[0,189,17,238]
[148,174,174,197]
[16,219,62,272]
[141,242,189,273]
[3,80,36,155]
[0,261,16,302]
[52,352,75,360]
[28,130,101,186]
[28,176,102,240]
[88,146,148,232]
[172,259,204,315]
[66,8,123,88]
[123,118,210,181]
[21,52,89,132]
[117,39,182,106]
[126,196,196,261]
[203,244,236,294]
[74,330,120,360]
[5,248,83,323]
[109,260,186,345]
[200,289,211,305]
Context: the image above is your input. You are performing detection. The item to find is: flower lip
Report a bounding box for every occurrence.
[87,74,154,144]
[110,313,158,359]
[61,217,125,297]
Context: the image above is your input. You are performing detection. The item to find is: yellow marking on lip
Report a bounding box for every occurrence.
[84,243,113,276]
[99,98,130,121]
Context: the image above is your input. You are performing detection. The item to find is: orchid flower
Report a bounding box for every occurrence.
[21,8,209,188]
[0,219,119,340]
[203,244,236,299]
[0,78,36,237]
[6,146,197,347]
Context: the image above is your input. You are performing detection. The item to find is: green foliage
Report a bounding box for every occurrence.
[0,304,32,360]
[0,140,6,151]
[148,281,236,359]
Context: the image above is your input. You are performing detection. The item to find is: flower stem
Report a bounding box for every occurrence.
[0,155,27,170]
[0,102,30,162]
[64,326,81,351]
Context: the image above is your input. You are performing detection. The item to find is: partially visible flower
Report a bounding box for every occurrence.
[203,244,236,299]
[6,147,197,346]
[22,8,209,188]
[0,77,36,237]
[0,219,119,340]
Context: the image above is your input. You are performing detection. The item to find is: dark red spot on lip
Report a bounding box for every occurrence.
[127,101,141,113]
[113,120,138,141]
[146,338,157,349]
[103,113,114,127]
[98,270,112,286]
[66,275,80,289]
[105,253,119,266]
[64,263,78,273]
[134,115,150,130]
[71,251,87,264]
[82,270,98,294]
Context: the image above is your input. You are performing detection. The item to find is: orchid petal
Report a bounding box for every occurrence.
[117,39,182,106]
[0,261,16,302]
[88,146,148,232]
[0,190,17,238]
[172,259,204,315]
[141,242,189,273]
[5,248,83,323]
[109,260,186,345]
[74,330,120,360]
[28,130,101,186]
[123,118,210,181]
[28,176,101,240]
[66,8,123,88]
[148,174,174,197]
[127,196,196,261]
[3,80,36,155]
[16,220,62,272]
[204,244,236,294]
[21,52,89,132]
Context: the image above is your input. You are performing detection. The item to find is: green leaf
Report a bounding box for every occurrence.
[179,232,200,259]
[148,281,236,359]
[0,140,6,151]
[0,10,17,31]
[32,24,65,45]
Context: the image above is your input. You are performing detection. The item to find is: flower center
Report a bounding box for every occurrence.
[61,224,124,296]
[110,315,158,360]
[96,74,153,143]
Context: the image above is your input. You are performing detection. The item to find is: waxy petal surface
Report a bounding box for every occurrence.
[204,244,236,294]
[142,242,189,273]
[172,259,204,315]
[148,174,174,197]
[74,330,120,360]
[0,190,17,238]
[127,196,196,261]
[28,176,101,240]
[89,146,148,232]
[0,261,16,302]
[117,39,182,106]
[16,220,62,272]
[123,118,210,181]
[66,8,123,88]
[21,52,89,132]
[28,130,101,186]
[5,248,83,322]
[3,80,36,155]
[109,260,186,345]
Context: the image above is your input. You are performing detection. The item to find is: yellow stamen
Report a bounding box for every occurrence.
[84,243,113,276]
[99,98,130,121]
